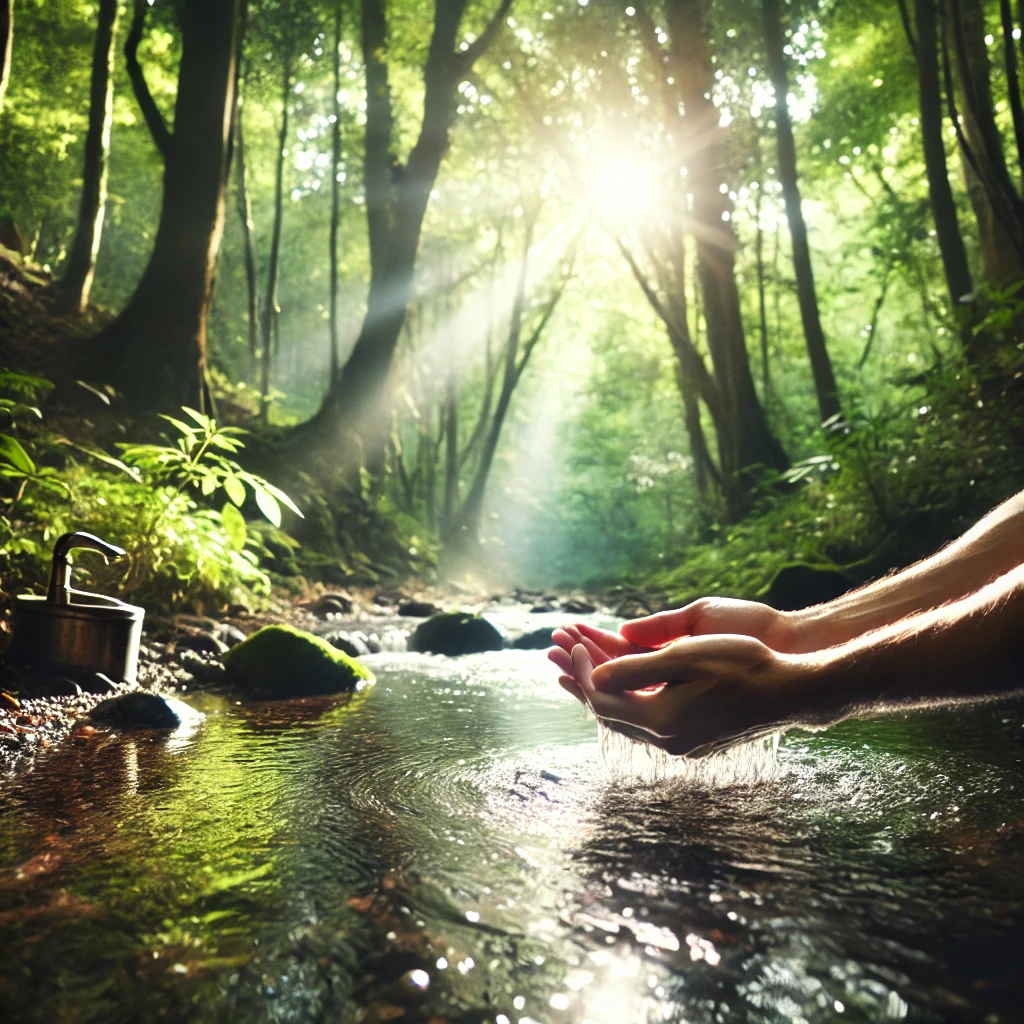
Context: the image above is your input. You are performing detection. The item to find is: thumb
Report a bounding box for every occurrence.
[619,607,694,647]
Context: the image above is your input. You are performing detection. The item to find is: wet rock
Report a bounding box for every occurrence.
[561,597,597,614]
[312,592,354,618]
[408,612,504,656]
[322,630,372,658]
[175,631,229,657]
[223,623,373,699]
[530,597,561,613]
[90,692,204,731]
[212,622,247,649]
[512,627,558,650]
[176,648,226,684]
[375,588,407,608]
[397,599,439,618]
[227,602,252,618]
[763,563,851,611]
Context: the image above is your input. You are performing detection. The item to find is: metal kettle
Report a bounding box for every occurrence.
[9,532,145,684]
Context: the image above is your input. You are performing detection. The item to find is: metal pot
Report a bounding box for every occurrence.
[9,531,145,684]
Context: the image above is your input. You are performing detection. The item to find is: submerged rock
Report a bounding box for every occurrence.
[511,627,558,650]
[223,623,374,699]
[90,692,204,730]
[322,630,371,658]
[408,612,504,656]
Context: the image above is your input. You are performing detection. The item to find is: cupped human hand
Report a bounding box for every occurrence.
[620,598,800,653]
[562,635,813,757]
[546,622,654,681]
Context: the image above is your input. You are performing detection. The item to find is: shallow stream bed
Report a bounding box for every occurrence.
[1,628,1023,1023]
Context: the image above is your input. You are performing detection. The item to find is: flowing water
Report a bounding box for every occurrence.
[1,610,1023,1023]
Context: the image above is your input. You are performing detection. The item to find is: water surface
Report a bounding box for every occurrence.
[1,640,1022,1023]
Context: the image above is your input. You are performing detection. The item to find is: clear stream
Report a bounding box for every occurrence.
[0,611,1022,1023]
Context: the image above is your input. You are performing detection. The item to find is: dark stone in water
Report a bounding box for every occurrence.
[763,563,851,611]
[561,597,597,614]
[313,592,354,617]
[223,624,373,698]
[512,627,557,650]
[90,692,203,730]
[408,613,504,656]
[398,600,439,618]
[322,630,372,658]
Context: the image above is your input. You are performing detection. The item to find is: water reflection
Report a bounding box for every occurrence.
[0,646,1021,1022]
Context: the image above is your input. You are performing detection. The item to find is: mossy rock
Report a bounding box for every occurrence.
[222,624,374,699]
[408,612,504,656]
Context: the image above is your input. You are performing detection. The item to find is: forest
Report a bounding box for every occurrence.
[5,3,1024,1021]
[2,0,1024,611]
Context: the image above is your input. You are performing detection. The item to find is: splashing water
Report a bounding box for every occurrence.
[598,721,781,786]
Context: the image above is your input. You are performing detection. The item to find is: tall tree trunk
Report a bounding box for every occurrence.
[235,68,260,382]
[328,0,344,383]
[300,0,514,480]
[440,374,459,538]
[762,0,842,424]
[260,52,291,424]
[912,0,974,314]
[0,0,12,117]
[949,0,1024,286]
[57,0,119,315]
[754,178,771,401]
[80,0,240,412]
[666,0,788,512]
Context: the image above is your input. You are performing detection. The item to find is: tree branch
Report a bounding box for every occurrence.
[457,0,514,71]
[895,0,918,60]
[125,0,172,160]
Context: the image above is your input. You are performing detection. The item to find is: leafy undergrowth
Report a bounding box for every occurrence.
[643,353,1024,606]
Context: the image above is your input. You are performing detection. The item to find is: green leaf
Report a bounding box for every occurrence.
[221,502,248,552]
[259,480,304,518]
[252,484,281,527]
[223,474,246,507]
[200,470,218,496]
[0,434,35,475]
[159,415,197,437]
[181,407,213,430]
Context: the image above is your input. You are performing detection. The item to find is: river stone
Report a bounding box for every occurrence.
[398,599,440,617]
[322,630,371,658]
[512,627,558,650]
[561,597,597,614]
[176,631,229,657]
[176,648,227,684]
[312,592,354,618]
[90,692,204,730]
[408,612,504,656]
[763,563,851,611]
[222,623,373,698]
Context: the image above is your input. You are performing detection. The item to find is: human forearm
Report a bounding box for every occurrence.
[786,491,1024,652]
[790,562,1024,723]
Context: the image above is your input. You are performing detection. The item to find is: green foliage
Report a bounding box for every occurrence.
[0,394,304,612]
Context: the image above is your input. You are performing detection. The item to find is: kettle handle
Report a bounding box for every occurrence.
[47,531,127,606]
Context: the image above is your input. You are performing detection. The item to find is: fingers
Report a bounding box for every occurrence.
[547,645,573,676]
[590,646,683,694]
[557,675,586,705]
[619,607,694,647]
[575,622,651,658]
